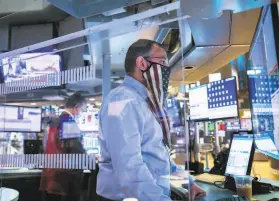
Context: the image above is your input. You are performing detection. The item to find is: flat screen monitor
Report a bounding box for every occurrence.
[225,134,254,176]
[59,114,81,139]
[189,77,238,121]
[166,98,183,128]
[1,53,61,83]
[24,140,43,154]
[0,132,37,154]
[76,108,99,132]
[83,135,100,155]
[0,106,42,132]
[240,119,253,131]
[254,133,279,157]
[226,119,241,131]
[208,122,215,132]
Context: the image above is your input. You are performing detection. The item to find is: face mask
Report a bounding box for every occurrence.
[142,63,171,105]
[142,62,171,146]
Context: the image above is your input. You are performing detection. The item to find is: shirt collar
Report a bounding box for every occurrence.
[123,75,147,100]
[63,109,74,119]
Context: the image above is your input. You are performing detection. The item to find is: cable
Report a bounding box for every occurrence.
[252,164,261,181]
[214,178,228,189]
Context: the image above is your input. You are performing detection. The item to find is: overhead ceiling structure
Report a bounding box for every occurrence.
[170,7,261,85]
[0,0,68,25]
[47,0,272,87]
[48,0,169,19]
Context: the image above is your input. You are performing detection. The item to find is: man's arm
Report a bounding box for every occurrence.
[170,158,195,185]
[170,159,206,200]
[102,99,171,201]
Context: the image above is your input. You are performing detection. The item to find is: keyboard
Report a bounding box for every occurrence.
[216,196,249,201]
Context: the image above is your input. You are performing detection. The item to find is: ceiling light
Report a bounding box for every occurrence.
[30,103,37,106]
[95,101,102,106]
[42,95,65,101]
[89,98,96,101]
[247,69,261,75]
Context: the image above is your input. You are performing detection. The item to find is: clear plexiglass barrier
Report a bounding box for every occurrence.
[0,1,279,201]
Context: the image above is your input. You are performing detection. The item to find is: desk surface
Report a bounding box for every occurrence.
[197,182,279,201]
[171,180,279,201]
[0,168,92,179]
[0,188,19,201]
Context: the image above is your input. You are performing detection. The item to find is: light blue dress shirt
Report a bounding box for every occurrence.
[97,76,194,201]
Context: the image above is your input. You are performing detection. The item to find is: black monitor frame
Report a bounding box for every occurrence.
[224,133,255,177]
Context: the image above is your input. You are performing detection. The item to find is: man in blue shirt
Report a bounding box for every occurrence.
[97,39,206,201]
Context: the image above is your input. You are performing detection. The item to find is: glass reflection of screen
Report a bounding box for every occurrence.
[271,89,279,150]
[255,135,279,156]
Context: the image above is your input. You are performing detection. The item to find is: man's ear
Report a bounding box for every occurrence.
[135,56,148,71]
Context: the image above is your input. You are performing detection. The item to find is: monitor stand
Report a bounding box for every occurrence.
[214,121,221,155]
[194,122,201,162]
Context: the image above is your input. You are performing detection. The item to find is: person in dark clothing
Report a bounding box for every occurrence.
[40,93,87,201]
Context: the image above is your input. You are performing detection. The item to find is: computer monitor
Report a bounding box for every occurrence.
[189,77,238,121]
[1,53,61,83]
[254,133,279,157]
[0,105,42,132]
[225,134,254,176]
[166,98,184,128]
[24,140,43,154]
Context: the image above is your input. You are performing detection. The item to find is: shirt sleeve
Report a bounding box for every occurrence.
[170,158,195,186]
[101,99,171,201]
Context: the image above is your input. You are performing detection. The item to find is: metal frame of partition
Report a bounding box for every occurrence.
[0,1,180,60]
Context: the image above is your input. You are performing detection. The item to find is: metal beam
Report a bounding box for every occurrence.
[151,0,169,5]
[154,28,170,43]
[0,1,180,60]
[180,0,279,19]
[48,0,149,19]
[102,52,112,98]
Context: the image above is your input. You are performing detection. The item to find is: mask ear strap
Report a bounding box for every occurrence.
[141,62,155,73]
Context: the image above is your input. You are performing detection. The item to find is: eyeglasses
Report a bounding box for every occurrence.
[144,57,170,68]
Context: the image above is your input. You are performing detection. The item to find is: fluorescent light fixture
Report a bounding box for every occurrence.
[42,95,64,101]
[89,98,96,101]
[185,84,189,93]
[247,69,261,75]
[30,103,37,106]
[95,101,102,106]
[209,73,221,82]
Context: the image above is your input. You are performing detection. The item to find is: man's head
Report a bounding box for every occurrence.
[125,39,169,82]
[64,92,87,116]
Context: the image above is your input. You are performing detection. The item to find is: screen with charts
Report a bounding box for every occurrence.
[255,134,279,157]
[1,53,61,83]
[189,77,238,121]
[225,134,254,176]
[0,106,41,132]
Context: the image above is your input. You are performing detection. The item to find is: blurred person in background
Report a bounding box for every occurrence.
[40,93,87,201]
